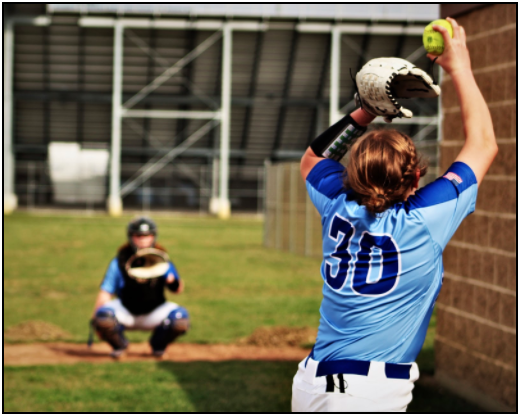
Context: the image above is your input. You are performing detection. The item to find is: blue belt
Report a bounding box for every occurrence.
[314,358,412,380]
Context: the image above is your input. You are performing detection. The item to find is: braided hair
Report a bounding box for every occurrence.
[344,129,428,215]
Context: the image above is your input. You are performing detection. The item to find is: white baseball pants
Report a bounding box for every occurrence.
[292,357,419,412]
[101,298,181,330]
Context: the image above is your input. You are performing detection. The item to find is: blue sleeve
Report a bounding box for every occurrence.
[165,262,180,280]
[406,161,478,250]
[100,258,124,295]
[305,159,348,217]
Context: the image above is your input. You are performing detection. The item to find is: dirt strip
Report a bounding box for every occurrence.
[4,342,311,366]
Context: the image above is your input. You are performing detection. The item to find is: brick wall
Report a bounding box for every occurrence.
[436,4,517,411]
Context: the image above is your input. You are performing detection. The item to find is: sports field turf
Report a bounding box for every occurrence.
[4,212,482,412]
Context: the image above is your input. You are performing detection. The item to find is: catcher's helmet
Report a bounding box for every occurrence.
[127,217,157,248]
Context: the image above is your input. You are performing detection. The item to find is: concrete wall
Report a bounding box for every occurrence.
[436,4,517,411]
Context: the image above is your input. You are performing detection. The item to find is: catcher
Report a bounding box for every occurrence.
[91,216,189,358]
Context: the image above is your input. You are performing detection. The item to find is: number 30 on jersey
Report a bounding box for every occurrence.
[324,214,400,297]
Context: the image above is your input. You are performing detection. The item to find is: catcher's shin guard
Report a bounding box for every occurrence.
[149,307,190,353]
[93,309,128,351]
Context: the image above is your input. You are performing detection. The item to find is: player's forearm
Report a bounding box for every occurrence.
[310,109,372,158]
[452,69,496,151]
[301,109,373,180]
[92,290,112,317]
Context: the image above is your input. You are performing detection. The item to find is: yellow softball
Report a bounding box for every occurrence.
[423,19,454,55]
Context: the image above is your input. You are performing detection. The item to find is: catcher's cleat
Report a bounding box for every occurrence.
[110,347,127,359]
[152,350,165,359]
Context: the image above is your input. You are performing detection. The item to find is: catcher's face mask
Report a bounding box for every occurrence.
[130,233,155,250]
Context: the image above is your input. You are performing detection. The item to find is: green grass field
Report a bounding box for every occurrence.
[4,212,482,412]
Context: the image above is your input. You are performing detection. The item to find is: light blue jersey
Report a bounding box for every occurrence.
[306,159,477,364]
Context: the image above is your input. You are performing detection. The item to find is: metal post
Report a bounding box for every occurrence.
[107,21,123,216]
[209,157,219,214]
[217,25,232,219]
[4,19,17,214]
[329,26,341,125]
[257,166,263,217]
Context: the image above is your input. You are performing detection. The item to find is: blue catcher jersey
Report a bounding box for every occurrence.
[306,159,477,364]
[100,259,179,296]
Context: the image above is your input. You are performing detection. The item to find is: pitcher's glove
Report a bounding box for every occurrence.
[355,57,440,123]
[125,248,170,280]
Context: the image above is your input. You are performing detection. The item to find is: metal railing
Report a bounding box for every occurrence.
[14,161,265,215]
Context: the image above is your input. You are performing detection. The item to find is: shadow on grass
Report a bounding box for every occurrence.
[157,360,297,412]
[4,359,485,412]
[159,360,484,413]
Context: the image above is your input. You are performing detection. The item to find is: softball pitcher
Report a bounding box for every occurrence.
[91,217,189,358]
[292,18,497,412]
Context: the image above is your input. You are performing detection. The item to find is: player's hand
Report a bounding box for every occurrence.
[427,17,471,77]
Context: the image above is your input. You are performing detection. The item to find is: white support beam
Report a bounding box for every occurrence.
[79,17,267,31]
[329,27,341,125]
[298,23,424,35]
[4,20,17,214]
[122,109,221,119]
[10,15,51,26]
[107,21,124,216]
[217,24,232,219]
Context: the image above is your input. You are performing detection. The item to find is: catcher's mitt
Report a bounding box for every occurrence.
[125,248,170,280]
[355,57,440,123]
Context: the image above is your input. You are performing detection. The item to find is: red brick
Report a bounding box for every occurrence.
[436,340,463,376]
[500,367,517,408]
[456,14,475,36]
[489,216,516,253]
[487,290,501,322]
[451,280,465,310]
[480,325,499,357]
[465,316,483,352]
[452,219,465,242]
[504,65,517,101]
[505,3,518,25]
[474,215,490,247]
[439,144,461,172]
[495,254,516,290]
[442,246,459,275]
[467,249,482,280]
[492,4,516,30]
[441,78,458,109]
[472,355,503,401]
[442,112,464,141]
[493,180,517,215]
[474,72,493,102]
[461,214,489,247]
[479,251,495,284]
[501,28,517,64]
[457,247,472,278]
[488,142,517,176]
[490,103,515,139]
[476,180,497,212]
[499,293,516,328]
[491,68,508,102]
[437,277,453,307]
[493,329,516,368]
[436,307,446,334]
[453,314,469,343]
[467,38,487,70]
[473,286,488,319]
[511,109,516,138]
